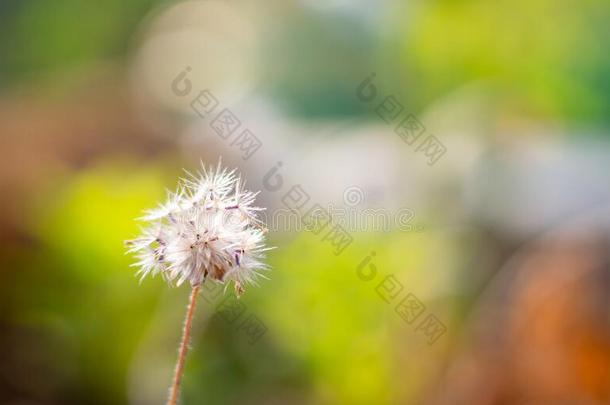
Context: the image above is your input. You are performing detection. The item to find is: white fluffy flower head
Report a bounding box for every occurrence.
[125,161,270,296]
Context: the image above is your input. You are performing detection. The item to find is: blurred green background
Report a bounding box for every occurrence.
[1,1,609,404]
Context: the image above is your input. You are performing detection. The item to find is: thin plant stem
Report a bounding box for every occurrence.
[167,284,201,405]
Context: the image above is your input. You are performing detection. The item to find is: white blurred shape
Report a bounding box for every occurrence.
[466,134,610,237]
[130,0,260,115]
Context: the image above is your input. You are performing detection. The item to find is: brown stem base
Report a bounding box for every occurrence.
[167,285,201,405]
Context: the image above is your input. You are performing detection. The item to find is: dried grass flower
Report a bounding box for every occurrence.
[125,160,271,405]
[125,160,270,296]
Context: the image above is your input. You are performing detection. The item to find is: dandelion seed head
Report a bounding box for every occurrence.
[125,160,270,295]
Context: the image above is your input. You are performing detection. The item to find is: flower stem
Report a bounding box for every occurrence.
[167,284,201,405]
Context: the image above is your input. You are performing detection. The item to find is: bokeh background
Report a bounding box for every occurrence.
[1,0,609,404]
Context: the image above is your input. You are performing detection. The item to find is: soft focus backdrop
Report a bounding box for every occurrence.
[1,1,609,404]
